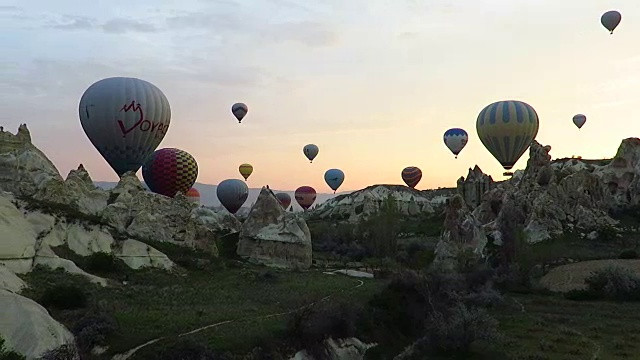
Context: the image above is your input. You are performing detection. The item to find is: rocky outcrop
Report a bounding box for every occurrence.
[310,185,451,222]
[595,138,640,210]
[433,195,487,271]
[237,187,312,269]
[290,337,376,360]
[457,165,494,209]
[471,140,618,244]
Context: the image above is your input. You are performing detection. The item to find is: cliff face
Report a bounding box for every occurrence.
[457,165,494,209]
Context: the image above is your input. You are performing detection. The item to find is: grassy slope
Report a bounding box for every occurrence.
[19,264,384,358]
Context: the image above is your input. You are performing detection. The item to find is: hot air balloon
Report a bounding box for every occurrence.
[303,144,319,163]
[295,186,316,210]
[476,100,539,171]
[443,128,469,158]
[275,192,292,209]
[601,10,622,34]
[142,148,198,198]
[401,166,422,188]
[217,179,249,214]
[79,77,171,177]
[186,187,200,205]
[239,163,253,181]
[232,103,248,123]
[324,169,345,194]
[573,114,586,129]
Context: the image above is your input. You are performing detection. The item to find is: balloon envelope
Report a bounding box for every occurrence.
[476,100,539,170]
[232,103,248,123]
[142,148,198,198]
[295,186,316,210]
[239,163,253,180]
[401,166,422,188]
[79,77,171,177]
[443,128,469,157]
[303,144,319,163]
[573,114,586,129]
[275,192,292,209]
[324,169,345,193]
[217,179,248,214]
[186,188,200,204]
[601,10,622,34]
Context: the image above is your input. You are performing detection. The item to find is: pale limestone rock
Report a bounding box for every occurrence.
[65,224,114,256]
[310,185,452,223]
[34,244,108,286]
[114,239,175,270]
[237,187,312,269]
[290,338,376,360]
[0,194,37,273]
[0,124,62,197]
[433,195,487,271]
[0,289,75,360]
[456,165,494,209]
[0,265,26,293]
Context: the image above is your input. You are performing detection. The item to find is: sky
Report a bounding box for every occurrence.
[1,0,639,193]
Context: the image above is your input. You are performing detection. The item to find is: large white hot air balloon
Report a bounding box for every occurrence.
[217,179,249,214]
[79,77,171,177]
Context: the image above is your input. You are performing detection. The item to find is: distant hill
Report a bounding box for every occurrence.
[93,181,348,211]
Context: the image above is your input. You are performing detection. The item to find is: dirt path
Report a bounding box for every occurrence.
[111,278,365,360]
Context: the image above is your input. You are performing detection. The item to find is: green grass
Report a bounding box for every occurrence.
[493,293,640,359]
[19,264,384,358]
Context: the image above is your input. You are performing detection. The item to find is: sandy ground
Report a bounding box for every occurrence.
[539,259,640,292]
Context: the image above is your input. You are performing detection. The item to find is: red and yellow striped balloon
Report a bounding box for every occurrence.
[401,166,422,189]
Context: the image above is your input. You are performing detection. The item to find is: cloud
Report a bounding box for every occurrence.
[47,14,159,33]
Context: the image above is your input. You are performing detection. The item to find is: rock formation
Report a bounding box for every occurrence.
[433,194,487,271]
[456,165,494,209]
[237,187,313,269]
[310,184,452,222]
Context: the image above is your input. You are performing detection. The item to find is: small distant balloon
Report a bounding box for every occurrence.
[303,144,319,163]
[275,192,292,209]
[601,10,622,34]
[232,103,248,123]
[239,163,253,181]
[142,148,198,198]
[79,77,171,177]
[324,169,345,194]
[186,188,200,205]
[217,179,249,214]
[401,166,422,189]
[443,128,469,158]
[295,186,316,210]
[572,114,586,129]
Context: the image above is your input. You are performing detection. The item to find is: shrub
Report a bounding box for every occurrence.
[287,300,361,359]
[72,310,118,353]
[419,303,501,355]
[0,337,25,360]
[38,344,79,360]
[619,249,638,259]
[84,252,119,274]
[39,285,87,310]
[565,265,640,301]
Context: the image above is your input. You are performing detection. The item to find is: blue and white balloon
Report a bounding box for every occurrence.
[324,169,345,193]
[443,128,469,158]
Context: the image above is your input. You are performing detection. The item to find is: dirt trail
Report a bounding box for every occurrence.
[111,278,365,360]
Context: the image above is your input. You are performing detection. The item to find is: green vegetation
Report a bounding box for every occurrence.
[0,337,25,360]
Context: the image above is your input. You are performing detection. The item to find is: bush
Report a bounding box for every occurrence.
[0,337,25,360]
[565,265,640,301]
[84,252,119,274]
[38,344,79,360]
[419,303,501,355]
[619,249,638,259]
[287,300,361,359]
[72,310,119,353]
[39,285,87,310]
